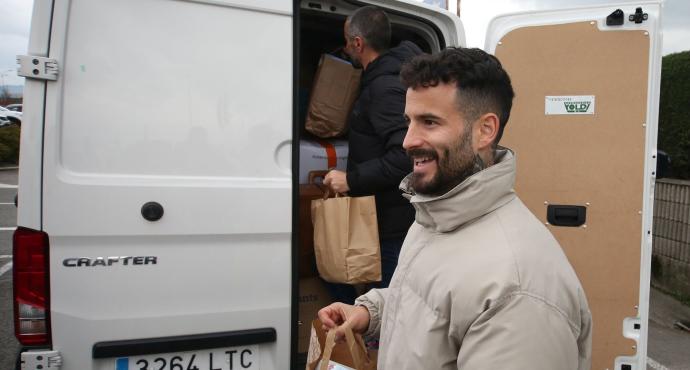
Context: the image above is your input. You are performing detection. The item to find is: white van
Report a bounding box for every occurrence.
[13,0,662,369]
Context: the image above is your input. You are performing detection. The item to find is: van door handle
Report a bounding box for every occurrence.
[141,202,164,221]
[547,205,586,227]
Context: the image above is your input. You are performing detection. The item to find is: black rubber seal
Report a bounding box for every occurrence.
[92,328,276,359]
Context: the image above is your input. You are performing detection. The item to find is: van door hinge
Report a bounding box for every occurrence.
[16,55,59,81]
[20,350,63,369]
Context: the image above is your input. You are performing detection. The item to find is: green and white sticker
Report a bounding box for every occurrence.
[545,95,595,115]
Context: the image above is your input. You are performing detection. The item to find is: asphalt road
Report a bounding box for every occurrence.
[0,168,687,369]
[0,169,19,370]
[647,288,690,369]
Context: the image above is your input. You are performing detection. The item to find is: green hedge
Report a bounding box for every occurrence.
[0,125,21,164]
[659,51,690,179]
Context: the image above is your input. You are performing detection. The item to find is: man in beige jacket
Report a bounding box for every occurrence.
[318,48,592,370]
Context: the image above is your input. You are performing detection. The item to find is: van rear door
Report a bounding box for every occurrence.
[42,0,292,368]
[485,3,662,370]
[365,0,466,48]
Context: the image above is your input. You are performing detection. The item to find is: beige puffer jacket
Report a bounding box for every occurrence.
[355,148,592,370]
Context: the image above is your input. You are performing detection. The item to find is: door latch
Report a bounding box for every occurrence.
[628,7,648,24]
[20,350,63,369]
[17,55,59,81]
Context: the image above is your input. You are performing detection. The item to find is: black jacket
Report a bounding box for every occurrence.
[346,41,422,240]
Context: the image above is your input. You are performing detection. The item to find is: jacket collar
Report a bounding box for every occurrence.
[400,147,517,232]
[361,41,422,87]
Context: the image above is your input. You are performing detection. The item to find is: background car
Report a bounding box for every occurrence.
[0,106,21,125]
[5,104,22,112]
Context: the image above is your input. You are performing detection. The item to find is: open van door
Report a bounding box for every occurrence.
[293,0,465,366]
[362,0,466,48]
[486,3,662,370]
[33,0,292,368]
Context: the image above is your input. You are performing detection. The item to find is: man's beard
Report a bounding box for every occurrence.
[349,54,362,69]
[343,45,362,69]
[407,128,486,196]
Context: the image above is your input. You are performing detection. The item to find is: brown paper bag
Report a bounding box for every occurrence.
[311,193,381,284]
[299,171,331,278]
[305,54,361,138]
[306,320,376,370]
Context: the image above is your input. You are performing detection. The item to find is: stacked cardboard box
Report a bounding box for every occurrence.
[298,277,333,353]
[299,139,348,185]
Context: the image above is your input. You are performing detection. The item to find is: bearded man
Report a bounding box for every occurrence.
[318,48,593,370]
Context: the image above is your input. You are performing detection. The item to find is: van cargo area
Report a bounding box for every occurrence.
[295,3,439,366]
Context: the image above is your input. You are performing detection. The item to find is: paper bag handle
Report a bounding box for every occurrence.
[319,323,371,370]
[321,187,345,200]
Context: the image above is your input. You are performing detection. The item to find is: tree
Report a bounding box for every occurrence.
[0,85,11,106]
[658,51,690,179]
[0,126,20,164]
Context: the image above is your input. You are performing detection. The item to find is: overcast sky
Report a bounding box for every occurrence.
[0,0,688,86]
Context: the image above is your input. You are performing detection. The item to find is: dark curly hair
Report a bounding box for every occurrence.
[401,48,515,145]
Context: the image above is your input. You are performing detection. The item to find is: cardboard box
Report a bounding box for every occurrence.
[298,278,333,353]
[305,54,361,138]
[299,139,348,185]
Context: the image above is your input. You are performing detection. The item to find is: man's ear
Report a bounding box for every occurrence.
[473,113,500,151]
[353,36,364,52]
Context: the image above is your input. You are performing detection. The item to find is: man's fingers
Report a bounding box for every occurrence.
[323,177,331,185]
[318,311,334,327]
[318,303,364,339]
[333,328,347,343]
[320,315,337,329]
[318,305,343,329]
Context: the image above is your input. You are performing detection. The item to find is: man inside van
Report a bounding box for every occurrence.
[323,6,422,302]
[318,48,593,369]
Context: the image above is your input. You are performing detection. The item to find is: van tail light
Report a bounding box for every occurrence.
[13,227,51,346]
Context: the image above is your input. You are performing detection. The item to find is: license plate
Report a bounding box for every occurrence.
[115,345,260,370]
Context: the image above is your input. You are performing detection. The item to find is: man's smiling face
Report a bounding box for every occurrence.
[403,82,478,196]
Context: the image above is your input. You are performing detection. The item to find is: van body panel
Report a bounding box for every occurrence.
[486,3,661,369]
[17,0,54,229]
[42,0,292,368]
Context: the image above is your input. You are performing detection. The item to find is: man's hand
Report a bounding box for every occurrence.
[323,170,350,194]
[318,303,370,341]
